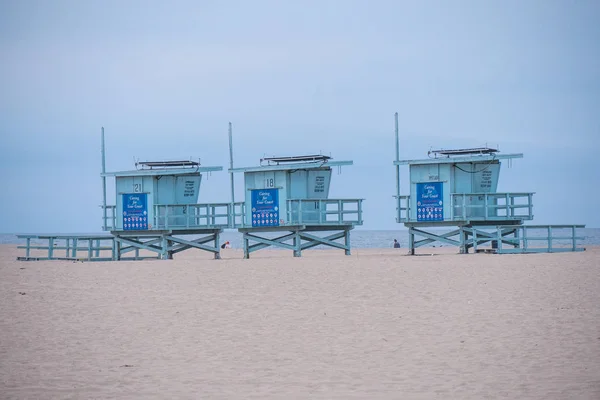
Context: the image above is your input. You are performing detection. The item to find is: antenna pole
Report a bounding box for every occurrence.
[228,122,235,227]
[101,127,107,231]
[394,112,400,199]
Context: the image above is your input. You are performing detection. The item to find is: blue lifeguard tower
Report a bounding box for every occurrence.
[99,129,244,260]
[228,133,363,257]
[392,113,585,254]
[17,127,244,261]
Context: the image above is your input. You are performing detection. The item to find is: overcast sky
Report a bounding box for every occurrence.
[1,0,598,233]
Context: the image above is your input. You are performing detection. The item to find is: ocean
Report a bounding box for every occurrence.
[2,228,599,249]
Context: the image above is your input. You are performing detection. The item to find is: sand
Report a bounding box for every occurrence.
[1,244,599,399]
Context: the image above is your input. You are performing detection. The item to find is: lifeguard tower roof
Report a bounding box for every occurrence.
[430,147,499,156]
[136,160,200,168]
[394,147,523,166]
[261,155,332,164]
[230,154,352,173]
[102,159,223,177]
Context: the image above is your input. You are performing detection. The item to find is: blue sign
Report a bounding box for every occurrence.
[251,189,279,227]
[416,182,444,222]
[122,193,148,230]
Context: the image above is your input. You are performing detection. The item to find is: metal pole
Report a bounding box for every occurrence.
[228,122,235,227]
[395,112,400,198]
[101,127,107,231]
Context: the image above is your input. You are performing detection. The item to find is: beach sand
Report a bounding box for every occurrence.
[1,244,599,399]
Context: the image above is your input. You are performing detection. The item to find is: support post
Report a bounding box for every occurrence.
[394,112,400,199]
[293,231,301,257]
[161,235,168,260]
[167,239,173,259]
[228,122,236,228]
[214,231,221,260]
[510,195,515,218]
[101,127,108,231]
[496,228,502,254]
[344,229,351,256]
[408,228,415,255]
[49,238,54,259]
[358,200,363,224]
[112,238,118,260]
[459,227,468,254]
[243,233,250,259]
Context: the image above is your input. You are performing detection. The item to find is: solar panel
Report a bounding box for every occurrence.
[430,147,498,157]
[261,155,332,164]
[136,160,200,169]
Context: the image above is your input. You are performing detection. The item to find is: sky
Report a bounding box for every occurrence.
[1,0,599,233]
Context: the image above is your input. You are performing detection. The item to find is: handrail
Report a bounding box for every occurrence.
[17,234,116,261]
[102,202,246,230]
[286,198,363,225]
[101,205,117,231]
[451,192,534,221]
[394,195,410,223]
[396,192,534,223]
[492,224,586,253]
[154,202,246,229]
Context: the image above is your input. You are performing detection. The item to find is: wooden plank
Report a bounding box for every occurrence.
[245,232,297,252]
[167,235,219,254]
[299,231,348,251]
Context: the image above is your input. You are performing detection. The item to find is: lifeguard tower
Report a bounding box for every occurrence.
[392,113,585,254]
[99,130,245,260]
[17,127,244,261]
[229,151,363,258]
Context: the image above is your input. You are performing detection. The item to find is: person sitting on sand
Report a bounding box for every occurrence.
[220,241,230,249]
[393,239,400,248]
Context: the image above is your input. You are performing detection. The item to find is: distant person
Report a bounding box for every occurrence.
[393,239,400,248]
[220,241,230,249]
